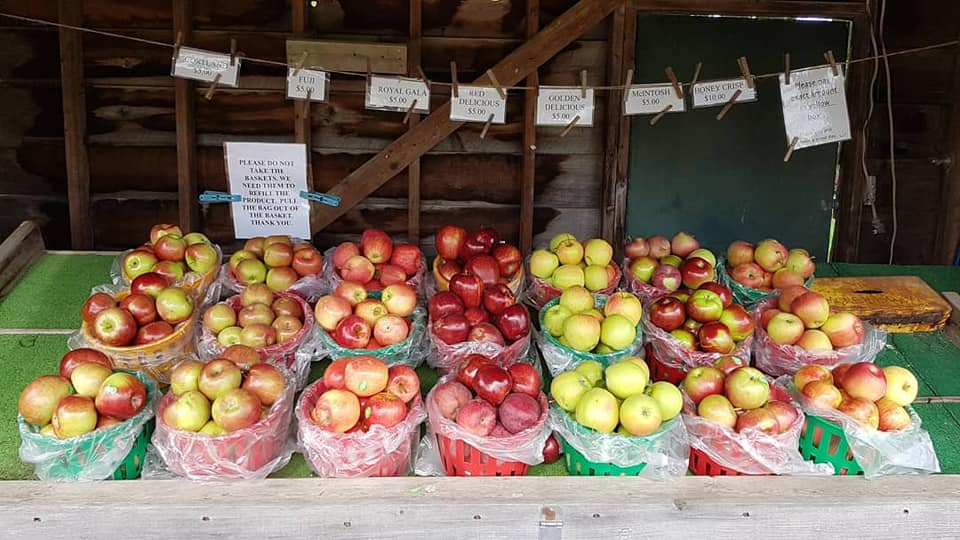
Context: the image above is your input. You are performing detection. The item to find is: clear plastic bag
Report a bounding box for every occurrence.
[308,306,428,368]
[642,309,753,375]
[17,371,159,481]
[783,377,940,477]
[196,291,316,389]
[548,405,689,479]
[752,300,887,377]
[427,326,530,375]
[110,246,225,309]
[716,257,815,309]
[426,256,527,300]
[295,380,426,477]
[522,257,622,311]
[414,375,551,476]
[683,381,833,475]
[67,284,199,384]
[143,367,297,481]
[621,258,670,305]
[322,246,427,300]
[218,249,330,303]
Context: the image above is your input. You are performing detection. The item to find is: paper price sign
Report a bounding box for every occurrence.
[287,68,329,102]
[171,47,240,86]
[691,78,757,108]
[623,84,686,116]
[224,142,311,240]
[779,66,851,150]
[366,76,430,113]
[450,86,507,123]
[535,87,595,127]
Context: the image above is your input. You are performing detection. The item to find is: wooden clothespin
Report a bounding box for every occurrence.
[824,50,839,77]
[204,73,222,100]
[293,51,308,77]
[365,56,372,86]
[479,114,495,139]
[417,66,430,88]
[305,88,313,102]
[689,62,702,89]
[229,38,238,66]
[172,31,183,61]
[784,53,791,85]
[580,70,588,99]
[623,67,634,88]
[486,69,506,100]
[402,100,418,124]
[650,104,673,126]
[450,61,459,98]
[559,115,580,138]
[716,89,742,121]
[738,56,754,89]
[665,66,682,99]
[784,137,800,162]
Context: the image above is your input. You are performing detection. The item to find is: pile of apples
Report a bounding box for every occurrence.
[530,234,618,292]
[331,229,423,291]
[683,365,798,435]
[433,225,523,289]
[429,275,529,348]
[647,283,754,354]
[19,349,147,439]
[203,284,306,350]
[315,282,418,349]
[795,362,918,431]
[550,358,682,436]
[542,288,642,354]
[725,238,815,291]
[433,357,544,437]
[625,232,717,293]
[162,349,286,435]
[310,357,420,432]
[228,235,324,291]
[121,224,219,284]
[81,285,194,347]
[762,287,865,350]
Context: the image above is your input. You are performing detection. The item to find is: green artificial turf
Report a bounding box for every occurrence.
[911,403,960,474]
[0,254,114,329]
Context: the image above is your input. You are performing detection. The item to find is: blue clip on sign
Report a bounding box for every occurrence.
[299,190,341,207]
[198,190,242,203]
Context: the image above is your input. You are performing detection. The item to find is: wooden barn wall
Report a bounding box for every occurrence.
[857,0,960,264]
[0,0,608,252]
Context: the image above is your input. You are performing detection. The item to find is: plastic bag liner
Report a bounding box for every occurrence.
[752,299,887,378]
[682,381,833,475]
[110,245,225,309]
[309,306,428,368]
[295,380,426,477]
[18,371,159,481]
[621,258,672,305]
[323,246,427,300]
[642,308,753,375]
[783,377,940,477]
[428,256,526,300]
[67,284,199,384]
[523,257,622,311]
[196,291,316,389]
[415,375,551,476]
[548,405,689,479]
[716,257,815,309]
[427,324,530,375]
[143,367,296,481]
[218,250,330,303]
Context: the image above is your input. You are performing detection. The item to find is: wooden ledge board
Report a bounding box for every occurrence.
[812,276,953,333]
[286,40,408,75]
[0,221,45,299]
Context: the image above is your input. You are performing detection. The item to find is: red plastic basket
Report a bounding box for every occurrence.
[646,344,687,385]
[688,447,761,476]
[435,434,529,477]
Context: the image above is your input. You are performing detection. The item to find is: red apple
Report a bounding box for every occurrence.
[831,364,853,387]
[332,242,360,269]
[242,363,285,406]
[390,243,422,277]
[496,304,531,343]
[821,312,865,348]
[793,364,833,392]
[155,287,194,325]
[772,268,805,289]
[648,297,686,332]
[508,363,541,397]
[313,388,361,432]
[460,229,497,261]
[647,235,671,259]
[680,257,715,290]
[152,260,187,282]
[432,314,470,345]
[291,247,323,277]
[92,307,137,347]
[149,223,182,245]
[211,388,262,432]
[671,232,700,258]
[718,304,755,342]
[129,272,170,298]
[791,291,830,329]
[323,358,350,390]
[51,395,98,438]
[95,372,147,420]
[18,375,73,426]
[315,295,353,331]
[735,408,780,435]
[222,344,262,370]
[363,392,408,429]
[714,355,747,375]
[699,322,735,354]
[542,433,561,463]
[876,397,912,431]
[483,284,516,316]
[449,273,484,309]
[457,354,495,387]
[361,229,394,264]
[625,237,650,259]
[726,241,755,268]
[135,321,175,345]
[378,264,407,286]
[802,380,843,409]
[764,400,800,433]
[81,293,117,325]
[272,315,304,344]
[499,392,542,434]
[198,359,243,401]
[464,307,489,326]
[344,356,389,397]
[429,291,465,321]
[455,398,497,436]
[386,365,420,403]
[841,362,887,402]
[699,283,732,308]
[341,255,376,284]
[838,396,880,429]
[334,315,372,349]
[373,314,410,346]
[473,365,513,405]
[437,259,463,283]
[434,381,472,420]
[731,262,764,289]
[724,366,770,409]
[271,296,304,319]
[436,226,467,261]
[59,348,112,379]
[492,243,522,277]
[651,264,682,292]
[238,302,276,327]
[682,366,725,405]
[468,322,506,345]
[686,289,724,323]
[382,283,417,317]
[465,254,501,288]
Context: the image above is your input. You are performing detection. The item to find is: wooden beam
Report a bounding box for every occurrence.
[935,25,960,264]
[292,0,313,193]
[0,221,44,298]
[286,40,408,74]
[58,0,93,249]
[629,0,866,17]
[407,0,422,244]
[520,0,539,255]
[173,0,198,232]
[310,0,623,232]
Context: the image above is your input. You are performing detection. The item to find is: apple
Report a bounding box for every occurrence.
[785,248,815,278]
[882,366,918,406]
[791,291,830,329]
[217,326,242,347]
[203,303,237,334]
[242,363,285,407]
[388,243,421,277]
[760,308,782,329]
[699,322,735,354]
[354,299,388,327]
[604,360,649,399]
[550,372,591,414]
[731,262,764,289]
[696,284,731,309]
[455,398,497,436]
[473,365,513,405]
[262,242,294,269]
[244,237,266,256]
[551,264,585,289]
[81,292,117,325]
[764,400,799,433]
[378,264,407,286]
[129,272,169,299]
[429,291,465,321]
[714,355,747,375]
[344,356,389,397]
[155,287,193,325]
[184,242,218,275]
[432,313,470,345]
[273,315,303,344]
[199,359,243,401]
[838,396,880,429]
[582,239,612,268]
[498,393,542,434]
[363,392,408,429]
[266,267,300,291]
[18,375,73,426]
[465,254,501,287]
[332,281,366,308]
[358,229,393,265]
[583,265,610,292]
[92,307,137,347]
[649,297,686,332]
[488,244,520,278]
[122,250,159,280]
[315,295,353,331]
[170,359,204,396]
[682,366,725,405]
[686,289,724,323]
[561,313,601,352]
[558,286,593,314]
[688,248,717,268]
[238,302,275,328]
[841,362,887,402]
[754,239,788,272]
[95,372,147,420]
[602,292,642,327]
[660,255,682,267]
[876,397,912,431]
[624,237,650,258]
[726,240,755,267]
[455,355,492,388]
[229,250,257,274]
[271,296,303,319]
[460,229,497,261]
[667,231,697,258]
[599,314,636,351]
[70,362,113,398]
[51,395,98,438]
[163,390,211,431]
[183,232,210,246]
[370,314,407,346]
[628,256,658,283]
[542,433,561,463]
[334,315,372,349]
[323,358,350,390]
[793,364,834,391]
[802,380,843,409]
[433,381,473,420]
[152,260,186,282]
[770,268,804,290]
[292,247,323,277]
[312,389,361,433]
[480,283,515,317]
[239,283,273,307]
[735,408,780,435]
[386,365,419,404]
[530,249,560,279]
[149,224,182,245]
[332,242,360,269]
[766,312,805,345]
[646,235,670,258]
[724,367,770,409]
[496,304,530,343]
[574,387,619,433]
[468,322,505,345]
[199,420,227,437]
[680,257,715,290]
[555,239,584,266]
[59,349,112,379]
[697,394,736,429]
[796,329,834,351]
[382,283,417,317]
[642,381,680,421]
[651,264,682,292]
[462,307,488,327]
[503,364,539,398]
[449,273,484,309]
[670,329,698,350]
[820,312,865,348]
[341,255,376,284]
[221,344,262,370]
[718,304,754,342]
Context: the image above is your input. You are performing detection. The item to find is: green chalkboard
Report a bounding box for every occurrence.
[626,15,851,260]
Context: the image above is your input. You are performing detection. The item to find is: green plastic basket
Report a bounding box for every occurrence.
[798,413,863,476]
[555,406,675,476]
[538,295,643,369]
[111,419,154,480]
[562,439,647,476]
[717,257,815,309]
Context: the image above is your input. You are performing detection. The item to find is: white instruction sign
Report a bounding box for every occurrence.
[779,66,851,150]
[623,83,686,116]
[450,86,507,123]
[286,68,329,102]
[691,78,757,108]
[536,87,595,127]
[171,47,240,86]
[366,76,430,113]
[224,142,311,240]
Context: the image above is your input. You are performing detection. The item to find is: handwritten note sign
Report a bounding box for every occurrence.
[450,86,507,123]
[623,84,686,116]
[691,78,757,108]
[224,142,311,240]
[535,87,595,127]
[779,66,851,150]
[171,47,240,86]
[366,76,430,113]
[286,68,329,102]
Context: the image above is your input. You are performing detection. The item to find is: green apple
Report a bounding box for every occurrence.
[530,249,560,279]
[660,255,682,267]
[549,233,577,252]
[575,387,619,433]
[559,286,594,314]
[183,232,211,246]
[562,314,601,352]
[551,371,592,411]
[551,265,585,289]
[646,381,683,420]
[574,360,604,387]
[543,304,573,337]
[583,265,610,292]
[583,238,613,267]
[595,344,615,354]
[687,248,716,268]
[558,335,572,348]
[217,326,243,347]
[199,420,227,436]
[555,239,585,266]
[604,361,649,399]
[604,292,643,327]
[619,394,662,436]
[600,314,637,351]
[583,308,605,321]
